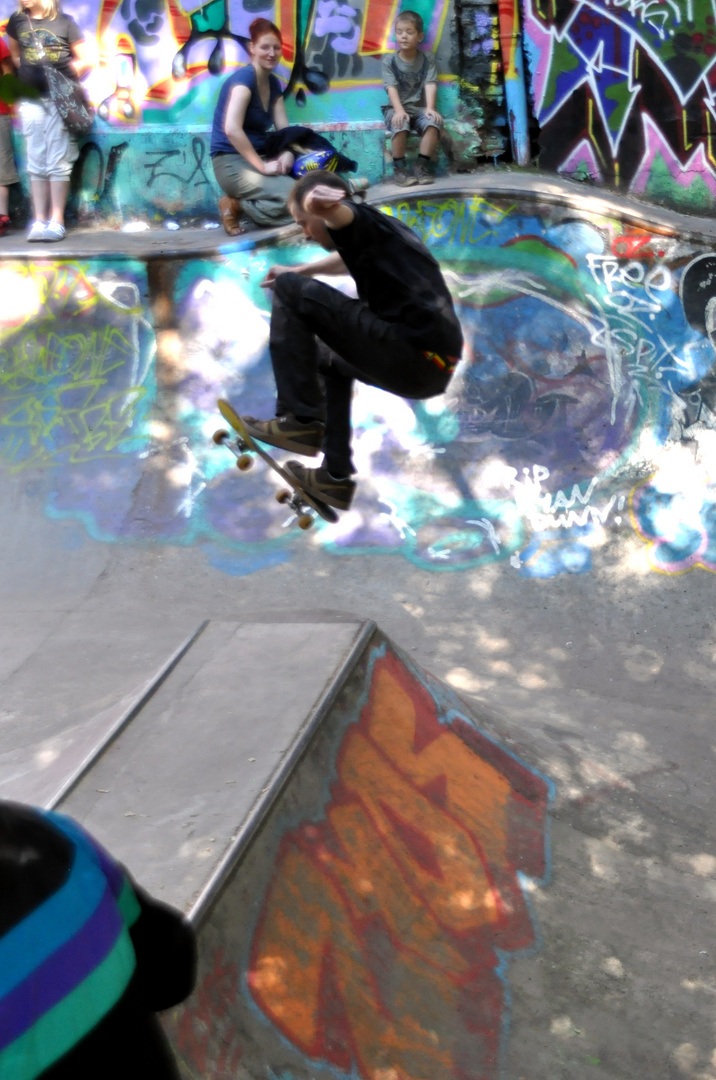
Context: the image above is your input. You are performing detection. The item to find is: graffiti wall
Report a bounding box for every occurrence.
[46,0,458,126]
[4,190,716,577]
[522,0,716,214]
[0,259,153,470]
[164,638,553,1080]
[2,0,466,218]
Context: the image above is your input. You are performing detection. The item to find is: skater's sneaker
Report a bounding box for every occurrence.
[413,160,435,185]
[242,413,324,456]
[284,461,356,510]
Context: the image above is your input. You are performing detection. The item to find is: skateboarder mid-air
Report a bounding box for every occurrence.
[242,171,464,510]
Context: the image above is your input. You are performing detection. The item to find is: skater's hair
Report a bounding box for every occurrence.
[395,10,424,33]
[249,18,282,43]
[290,171,352,211]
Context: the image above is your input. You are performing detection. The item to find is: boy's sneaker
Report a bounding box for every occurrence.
[0,215,10,237]
[392,166,418,187]
[44,221,66,242]
[27,220,47,242]
[284,461,356,511]
[413,161,435,185]
[242,413,324,456]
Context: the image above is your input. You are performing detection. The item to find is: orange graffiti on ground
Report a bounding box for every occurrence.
[249,650,550,1080]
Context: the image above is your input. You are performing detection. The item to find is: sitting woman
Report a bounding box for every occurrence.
[210,17,356,233]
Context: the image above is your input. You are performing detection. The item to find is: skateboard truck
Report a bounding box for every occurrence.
[213,428,253,471]
[212,400,339,529]
[213,428,313,528]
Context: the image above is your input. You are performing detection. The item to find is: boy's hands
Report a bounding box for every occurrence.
[425,108,442,125]
[391,109,409,130]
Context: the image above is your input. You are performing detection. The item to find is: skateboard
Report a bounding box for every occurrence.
[213,399,339,529]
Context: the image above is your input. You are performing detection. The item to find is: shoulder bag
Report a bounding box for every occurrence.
[26,16,93,136]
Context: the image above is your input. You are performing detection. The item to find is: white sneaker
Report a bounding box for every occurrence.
[43,221,66,242]
[27,220,47,242]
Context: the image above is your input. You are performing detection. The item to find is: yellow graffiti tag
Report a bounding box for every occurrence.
[0,262,149,469]
[381,195,514,245]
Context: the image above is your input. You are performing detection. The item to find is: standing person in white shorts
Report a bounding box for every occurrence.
[0,34,19,236]
[6,0,92,242]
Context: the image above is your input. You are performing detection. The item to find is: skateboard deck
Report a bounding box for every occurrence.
[214,399,339,528]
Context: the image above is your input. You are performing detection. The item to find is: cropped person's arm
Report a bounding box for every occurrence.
[7,37,20,70]
[69,39,92,80]
[224,84,271,174]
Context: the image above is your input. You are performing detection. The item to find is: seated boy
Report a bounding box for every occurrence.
[381,10,442,186]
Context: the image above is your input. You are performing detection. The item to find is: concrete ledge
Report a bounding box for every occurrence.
[2,169,716,261]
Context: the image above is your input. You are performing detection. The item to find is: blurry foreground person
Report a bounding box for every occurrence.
[0,801,196,1079]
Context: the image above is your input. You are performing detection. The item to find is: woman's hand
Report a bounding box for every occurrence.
[276,150,294,175]
[263,151,294,176]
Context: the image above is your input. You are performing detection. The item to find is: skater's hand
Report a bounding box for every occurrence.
[303,184,347,215]
[392,109,409,130]
[262,159,281,176]
[260,264,292,288]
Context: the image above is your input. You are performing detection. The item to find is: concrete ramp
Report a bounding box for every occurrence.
[35,618,374,914]
[5,613,552,1078]
[131,621,550,1080]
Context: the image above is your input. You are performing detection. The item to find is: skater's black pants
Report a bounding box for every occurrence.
[269,272,452,476]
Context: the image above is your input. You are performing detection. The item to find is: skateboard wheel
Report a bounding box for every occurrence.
[212,429,230,445]
[276,488,291,504]
[297,514,313,530]
[236,454,253,471]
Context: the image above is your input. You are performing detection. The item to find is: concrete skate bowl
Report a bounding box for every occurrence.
[2,174,716,580]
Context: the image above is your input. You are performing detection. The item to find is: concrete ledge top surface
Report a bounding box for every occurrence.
[54,618,372,915]
[1,169,715,261]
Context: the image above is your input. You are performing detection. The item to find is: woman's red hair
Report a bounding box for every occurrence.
[249,18,282,43]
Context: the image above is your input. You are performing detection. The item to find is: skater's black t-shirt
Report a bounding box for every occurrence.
[328,202,463,358]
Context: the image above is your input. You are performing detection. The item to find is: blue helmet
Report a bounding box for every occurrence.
[291,149,339,178]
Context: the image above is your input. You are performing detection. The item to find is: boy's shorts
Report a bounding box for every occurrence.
[0,115,19,186]
[382,105,443,137]
[19,98,79,180]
